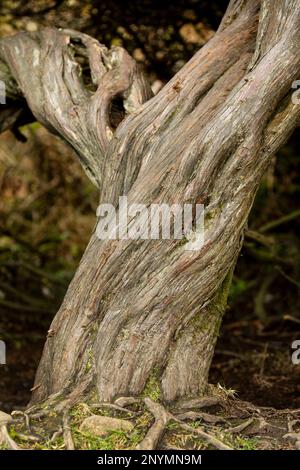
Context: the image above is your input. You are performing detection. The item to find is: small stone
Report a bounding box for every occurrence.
[80,415,134,437]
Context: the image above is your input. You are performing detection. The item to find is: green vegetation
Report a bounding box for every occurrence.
[142,369,162,402]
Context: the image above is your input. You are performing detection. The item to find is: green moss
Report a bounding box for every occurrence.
[85,348,94,372]
[187,270,233,332]
[35,402,151,450]
[235,436,258,450]
[159,107,179,131]
[72,428,128,450]
[177,236,188,247]
[142,368,162,402]
[166,421,180,431]
[8,424,17,439]
[229,277,249,301]
[68,412,151,450]
[210,270,233,314]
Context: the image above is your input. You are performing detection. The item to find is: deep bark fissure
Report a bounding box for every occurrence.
[1,0,300,406]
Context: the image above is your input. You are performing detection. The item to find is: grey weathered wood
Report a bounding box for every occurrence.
[0,28,152,187]
[1,0,300,405]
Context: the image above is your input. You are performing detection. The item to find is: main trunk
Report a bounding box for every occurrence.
[32,235,233,403]
[1,0,300,406]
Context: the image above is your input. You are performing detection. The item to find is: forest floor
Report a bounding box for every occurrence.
[1,386,300,450]
[1,305,300,450]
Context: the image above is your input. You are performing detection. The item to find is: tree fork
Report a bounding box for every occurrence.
[1,0,300,406]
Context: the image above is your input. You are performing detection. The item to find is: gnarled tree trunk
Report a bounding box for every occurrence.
[1,0,300,406]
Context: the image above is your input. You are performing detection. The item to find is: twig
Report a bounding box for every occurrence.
[246,246,293,266]
[175,410,225,424]
[63,411,75,450]
[259,343,269,377]
[276,267,300,288]
[254,274,275,322]
[173,417,233,450]
[0,298,53,313]
[283,315,300,324]
[16,433,40,442]
[245,229,274,247]
[0,281,53,309]
[226,418,254,434]
[258,209,300,233]
[28,410,51,420]
[50,427,63,443]
[215,349,248,361]
[90,403,137,415]
[136,398,169,450]
[1,260,67,286]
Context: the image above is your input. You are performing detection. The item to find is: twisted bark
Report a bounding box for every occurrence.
[1,0,300,405]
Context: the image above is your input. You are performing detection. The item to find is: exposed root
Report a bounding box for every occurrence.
[136,398,232,451]
[136,398,170,450]
[4,393,299,450]
[11,410,31,431]
[288,419,300,433]
[255,416,285,432]
[9,391,81,450]
[62,410,75,450]
[114,397,140,408]
[49,428,63,444]
[28,409,56,421]
[0,424,20,450]
[0,410,20,450]
[2,410,42,447]
[5,395,296,450]
[15,433,41,443]
[25,391,63,416]
[90,402,138,415]
[284,418,300,450]
[226,418,254,434]
[177,396,223,411]
[175,410,225,425]
[173,418,233,451]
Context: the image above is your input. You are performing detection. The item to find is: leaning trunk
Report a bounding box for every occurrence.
[32,236,234,403]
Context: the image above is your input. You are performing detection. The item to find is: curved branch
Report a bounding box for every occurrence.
[0,28,152,187]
